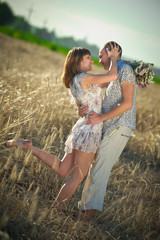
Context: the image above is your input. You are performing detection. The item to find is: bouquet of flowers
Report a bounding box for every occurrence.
[129,60,155,88]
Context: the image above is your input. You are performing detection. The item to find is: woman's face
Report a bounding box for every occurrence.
[79,54,93,72]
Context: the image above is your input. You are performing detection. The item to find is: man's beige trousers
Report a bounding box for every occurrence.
[78,126,132,212]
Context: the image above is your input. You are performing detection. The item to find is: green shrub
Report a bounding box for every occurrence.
[153,76,160,84]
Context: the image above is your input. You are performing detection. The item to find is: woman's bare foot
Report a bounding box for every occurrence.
[6,139,32,152]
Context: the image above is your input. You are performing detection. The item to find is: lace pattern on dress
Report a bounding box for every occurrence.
[65,72,103,154]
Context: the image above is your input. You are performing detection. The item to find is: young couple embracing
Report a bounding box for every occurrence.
[7,41,136,222]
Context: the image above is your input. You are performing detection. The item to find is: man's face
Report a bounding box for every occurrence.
[99,48,111,70]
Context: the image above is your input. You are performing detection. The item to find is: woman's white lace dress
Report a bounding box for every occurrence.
[64,73,103,154]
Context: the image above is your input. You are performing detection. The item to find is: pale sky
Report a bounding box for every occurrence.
[4,0,160,67]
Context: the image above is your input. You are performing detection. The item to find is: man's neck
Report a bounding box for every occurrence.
[108,58,121,70]
[117,57,121,63]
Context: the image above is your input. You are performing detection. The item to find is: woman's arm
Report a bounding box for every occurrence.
[82,56,118,89]
[82,45,121,89]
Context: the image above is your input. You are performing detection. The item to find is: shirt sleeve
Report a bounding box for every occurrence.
[120,64,136,85]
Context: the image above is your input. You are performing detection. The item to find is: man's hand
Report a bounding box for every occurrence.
[77,101,88,117]
[86,111,102,125]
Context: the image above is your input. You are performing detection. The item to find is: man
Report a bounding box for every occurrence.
[78,41,136,221]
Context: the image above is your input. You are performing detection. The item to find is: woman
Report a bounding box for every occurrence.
[7,44,120,209]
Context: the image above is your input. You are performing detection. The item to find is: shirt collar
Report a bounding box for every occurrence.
[117,60,125,71]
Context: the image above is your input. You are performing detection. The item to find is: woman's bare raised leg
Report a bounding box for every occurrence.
[7,139,75,178]
[52,150,95,209]
[30,147,76,177]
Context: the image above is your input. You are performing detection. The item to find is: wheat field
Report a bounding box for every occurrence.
[0,33,160,240]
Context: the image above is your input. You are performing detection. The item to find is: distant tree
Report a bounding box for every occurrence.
[35,27,56,42]
[12,16,31,32]
[56,36,77,48]
[55,36,99,57]
[0,2,14,25]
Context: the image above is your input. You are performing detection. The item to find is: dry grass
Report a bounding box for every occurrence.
[0,33,160,240]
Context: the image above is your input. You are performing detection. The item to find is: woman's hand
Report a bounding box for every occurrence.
[106,42,121,60]
[77,101,88,117]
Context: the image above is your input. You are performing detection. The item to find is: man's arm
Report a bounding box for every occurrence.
[87,81,135,125]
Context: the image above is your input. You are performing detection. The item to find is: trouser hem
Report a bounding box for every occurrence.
[78,201,103,212]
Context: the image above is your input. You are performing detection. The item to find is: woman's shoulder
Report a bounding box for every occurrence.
[75,72,89,78]
[73,72,89,84]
